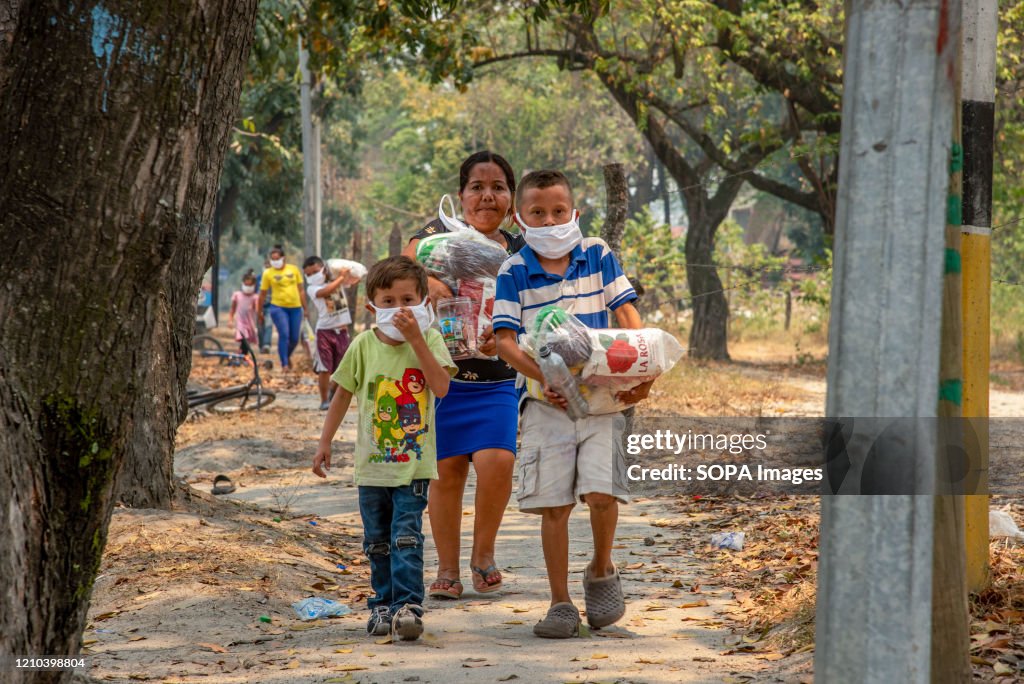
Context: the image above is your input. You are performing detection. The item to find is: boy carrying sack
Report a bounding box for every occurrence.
[313,256,456,641]
[493,170,654,638]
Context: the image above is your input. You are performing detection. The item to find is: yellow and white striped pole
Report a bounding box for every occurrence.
[961,0,997,593]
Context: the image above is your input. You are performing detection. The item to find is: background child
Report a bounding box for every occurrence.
[493,169,654,638]
[303,256,360,410]
[313,256,455,641]
[228,270,259,352]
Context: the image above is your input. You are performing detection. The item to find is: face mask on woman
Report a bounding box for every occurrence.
[306,270,325,287]
[242,284,256,294]
[372,299,434,341]
[270,258,285,269]
[515,210,583,259]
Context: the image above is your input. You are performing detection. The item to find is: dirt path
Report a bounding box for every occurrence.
[85,391,790,684]
[85,363,1023,683]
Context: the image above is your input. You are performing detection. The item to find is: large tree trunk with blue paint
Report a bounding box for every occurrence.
[0,1,257,679]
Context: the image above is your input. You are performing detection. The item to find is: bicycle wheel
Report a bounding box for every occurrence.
[193,334,223,353]
[207,388,276,413]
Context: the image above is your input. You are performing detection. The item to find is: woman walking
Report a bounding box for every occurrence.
[403,151,523,597]
[257,245,308,370]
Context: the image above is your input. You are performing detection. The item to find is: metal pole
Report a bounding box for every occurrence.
[211,196,221,327]
[299,37,315,259]
[815,1,959,681]
[960,0,996,594]
[313,114,322,257]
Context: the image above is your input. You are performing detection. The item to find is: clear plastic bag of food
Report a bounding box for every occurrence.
[523,305,594,370]
[326,258,367,281]
[455,277,498,359]
[416,232,508,282]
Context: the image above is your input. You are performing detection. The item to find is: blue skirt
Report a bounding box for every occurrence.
[435,379,518,460]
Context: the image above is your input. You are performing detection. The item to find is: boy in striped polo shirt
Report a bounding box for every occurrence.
[493,170,654,638]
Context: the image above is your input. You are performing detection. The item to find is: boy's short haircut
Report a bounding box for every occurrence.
[516,169,574,210]
[365,256,428,301]
[303,255,324,269]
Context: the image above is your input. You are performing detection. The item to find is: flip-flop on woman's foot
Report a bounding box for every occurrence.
[428,576,463,600]
[470,564,502,593]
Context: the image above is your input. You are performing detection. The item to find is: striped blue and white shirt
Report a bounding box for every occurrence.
[492,237,637,337]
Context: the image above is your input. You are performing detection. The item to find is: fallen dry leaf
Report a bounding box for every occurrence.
[677,600,710,609]
[197,643,227,654]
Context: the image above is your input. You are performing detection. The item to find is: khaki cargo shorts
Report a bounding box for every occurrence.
[516,400,631,513]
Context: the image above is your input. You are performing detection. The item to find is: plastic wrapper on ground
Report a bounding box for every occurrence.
[291,597,351,620]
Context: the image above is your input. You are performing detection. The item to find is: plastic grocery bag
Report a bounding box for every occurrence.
[291,597,351,620]
[523,305,594,369]
[416,232,508,283]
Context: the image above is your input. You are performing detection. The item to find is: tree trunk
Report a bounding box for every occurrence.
[0,2,257,679]
[601,163,629,253]
[685,216,731,360]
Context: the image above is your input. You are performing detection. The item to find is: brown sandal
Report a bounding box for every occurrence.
[428,577,463,600]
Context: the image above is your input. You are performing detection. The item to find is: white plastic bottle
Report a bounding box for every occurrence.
[537,345,589,421]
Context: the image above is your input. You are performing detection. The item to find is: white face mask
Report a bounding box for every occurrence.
[516,210,583,259]
[306,270,325,286]
[438,194,473,233]
[270,258,285,269]
[372,298,435,341]
[242,284,256,294]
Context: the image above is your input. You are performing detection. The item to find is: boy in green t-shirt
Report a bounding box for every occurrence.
[314,256,456,641]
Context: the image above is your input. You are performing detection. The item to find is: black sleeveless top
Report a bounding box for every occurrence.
[412,219,526,382]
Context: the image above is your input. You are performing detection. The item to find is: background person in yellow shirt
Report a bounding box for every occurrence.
[257,244,308,370]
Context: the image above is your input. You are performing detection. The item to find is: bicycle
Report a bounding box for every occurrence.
[192,333,224,353]
[198,348,274,369]
[187,339,275,413]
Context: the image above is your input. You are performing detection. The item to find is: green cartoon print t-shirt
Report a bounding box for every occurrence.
[332,328,456,487]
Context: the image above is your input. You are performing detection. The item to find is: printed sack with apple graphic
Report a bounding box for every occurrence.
[523,305,685,414]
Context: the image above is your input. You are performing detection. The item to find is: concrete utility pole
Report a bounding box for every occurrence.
[299,37,321,259]
[816,1,960,682]
[960,0,997,593]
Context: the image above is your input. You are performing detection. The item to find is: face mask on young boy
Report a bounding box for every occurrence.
[372,299,435,341]
[516,209,583,259]
[242,284,256,294]
[306,270,325,287]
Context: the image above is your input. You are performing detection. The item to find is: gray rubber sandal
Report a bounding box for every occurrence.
[533,602,580,639]
[582,566,625,628]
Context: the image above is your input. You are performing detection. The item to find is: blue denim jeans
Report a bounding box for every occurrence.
[266,304,302,368]
[358,480,429,613]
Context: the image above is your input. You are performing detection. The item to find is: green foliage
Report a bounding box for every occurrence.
[710,219,830,338]
[617,209,688,318]
[357,60,649,243]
